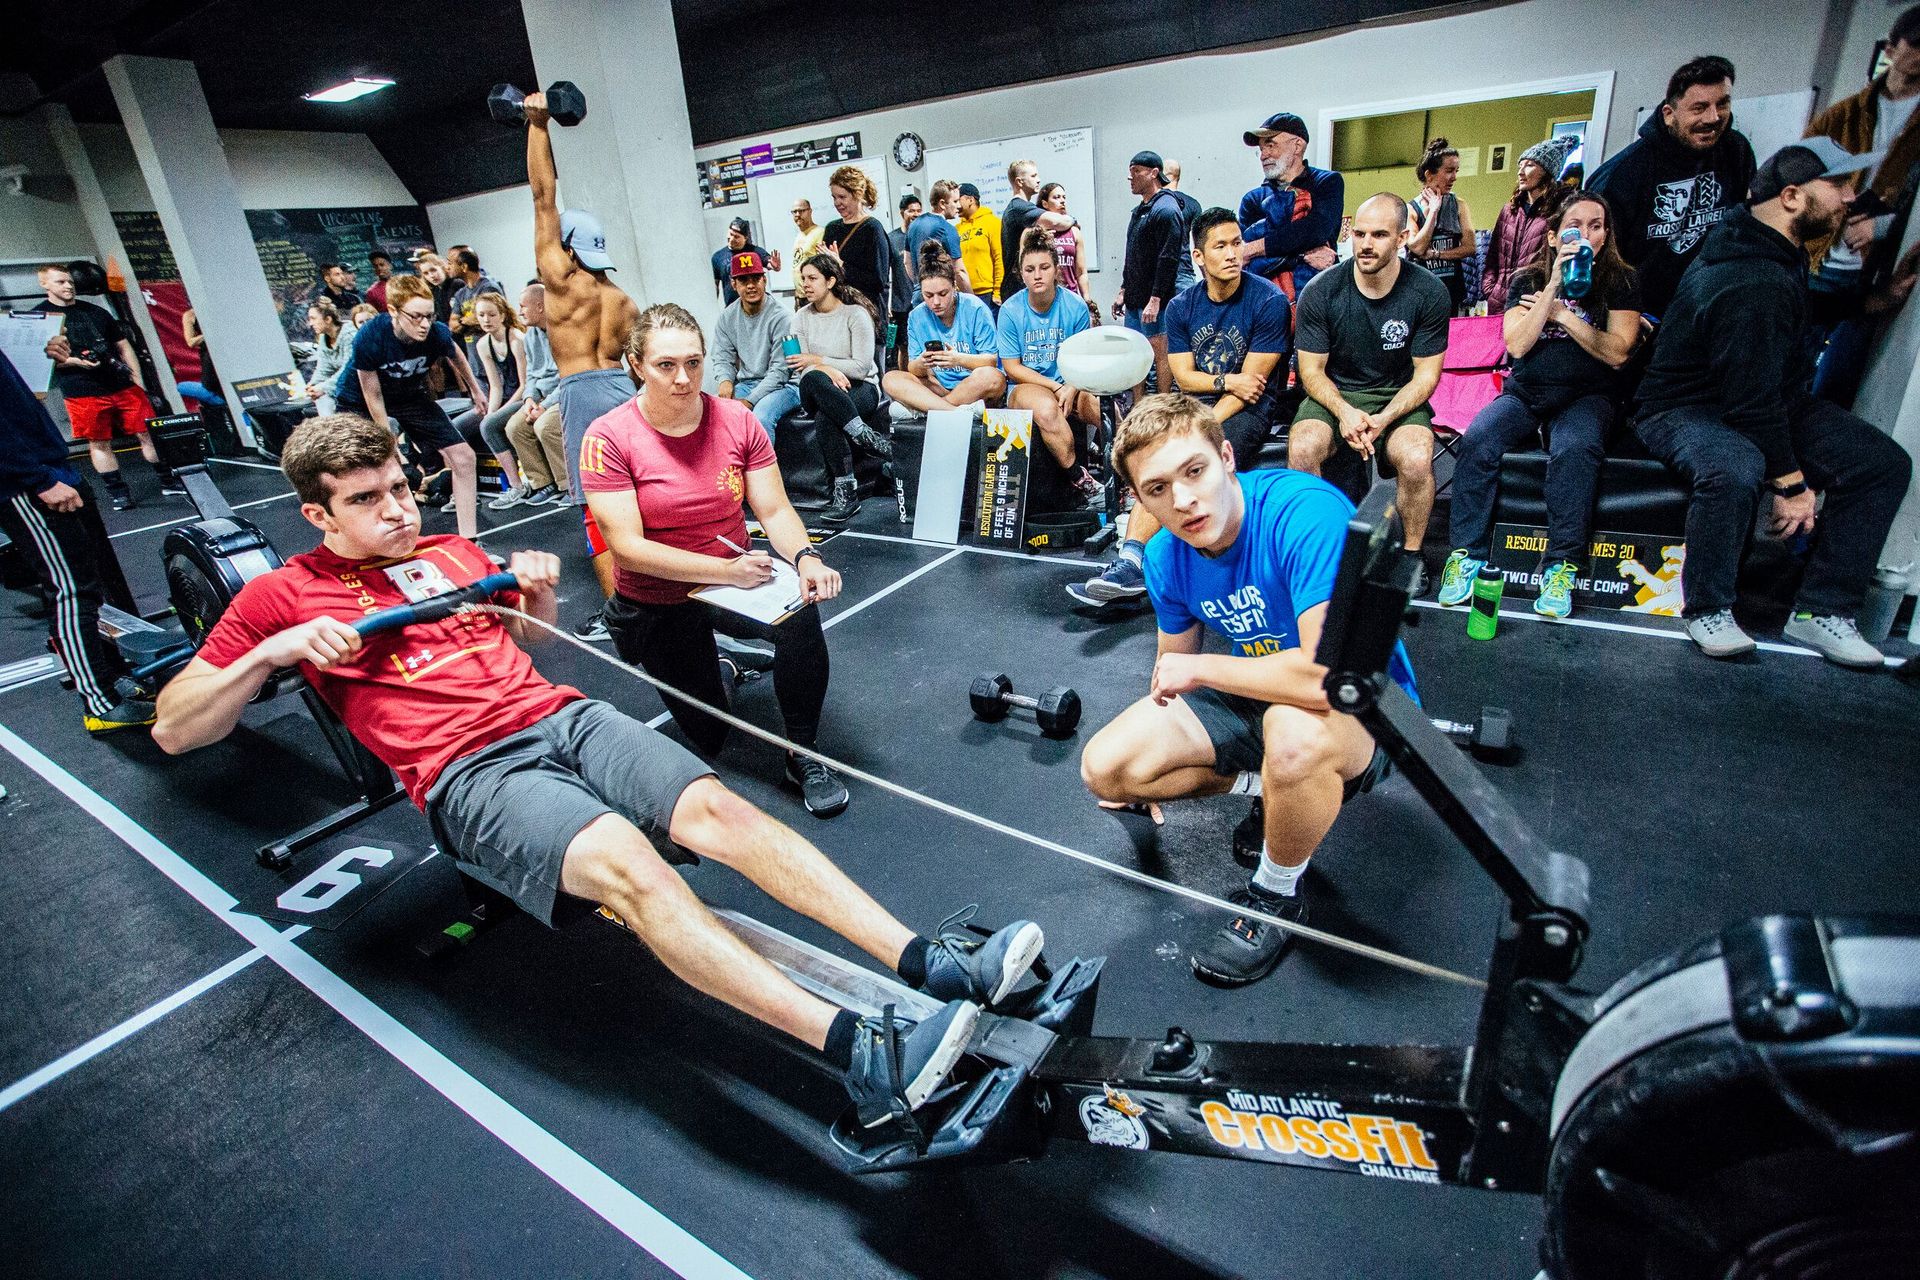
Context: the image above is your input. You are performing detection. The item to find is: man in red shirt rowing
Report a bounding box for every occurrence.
[152,412,1044,1127]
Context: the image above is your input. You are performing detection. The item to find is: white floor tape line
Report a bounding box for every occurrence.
[0,723,753,1280]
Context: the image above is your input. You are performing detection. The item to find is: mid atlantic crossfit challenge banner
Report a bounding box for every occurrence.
[1488,524,1686,615]
[972,408,1035,549]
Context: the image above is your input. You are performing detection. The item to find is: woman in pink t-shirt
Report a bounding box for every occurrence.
[581,303,853,817]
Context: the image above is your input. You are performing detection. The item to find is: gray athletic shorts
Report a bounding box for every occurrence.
[424,698,714,926]
[1182,686,1391,802]
[554,367,636,497]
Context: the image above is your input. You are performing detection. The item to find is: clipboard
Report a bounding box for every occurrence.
[691,560,808,625]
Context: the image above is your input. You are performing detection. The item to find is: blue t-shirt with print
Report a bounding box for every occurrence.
[1144,467,1419,701]
[1163,273,1293,419]
[906,213,962,269]
[996,287,1092,381]
[906,292,1000,390]
[336,313,459,408]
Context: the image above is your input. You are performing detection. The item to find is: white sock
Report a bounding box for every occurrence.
[1229,771,1262,797]
[1251,853,1308,897]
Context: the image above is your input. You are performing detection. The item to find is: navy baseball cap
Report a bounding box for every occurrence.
[958,182,981,200]
[1245,112,1309,146]
[1129,150,1165,177]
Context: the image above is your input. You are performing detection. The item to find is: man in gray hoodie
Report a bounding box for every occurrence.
[711,250,796,440]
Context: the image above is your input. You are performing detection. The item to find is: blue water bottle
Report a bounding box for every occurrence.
[1560,227,1593,299]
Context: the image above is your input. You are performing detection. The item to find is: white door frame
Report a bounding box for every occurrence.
[1313,71,1618,172]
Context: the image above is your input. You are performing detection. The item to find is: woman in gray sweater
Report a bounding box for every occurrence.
[788,251,889,524]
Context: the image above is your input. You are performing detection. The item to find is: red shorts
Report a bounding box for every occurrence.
[66,385,153,442]
[584,506,607,557]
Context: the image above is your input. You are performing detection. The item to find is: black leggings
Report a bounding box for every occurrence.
[797,369,878,480]
[603,591,830,755]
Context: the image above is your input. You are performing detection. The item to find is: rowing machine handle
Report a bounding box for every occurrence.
[353,572,520,637]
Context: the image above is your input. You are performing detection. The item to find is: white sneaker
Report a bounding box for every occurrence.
[1782,612,1884,670]
[488,484,528,511]
[1685,608,1756,659]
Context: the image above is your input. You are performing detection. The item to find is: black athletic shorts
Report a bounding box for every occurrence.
[1181,685,1391,801]
[424,699,714,925]
[339,394,464,455]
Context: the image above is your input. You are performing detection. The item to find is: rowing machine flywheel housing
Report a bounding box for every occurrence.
[1542,914,1920,1279]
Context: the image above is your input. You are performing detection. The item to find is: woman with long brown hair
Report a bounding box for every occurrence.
[789,250,888,525]
[1438,192,1641,620]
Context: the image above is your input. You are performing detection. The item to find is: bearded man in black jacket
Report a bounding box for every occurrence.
[1635,140,1911,670]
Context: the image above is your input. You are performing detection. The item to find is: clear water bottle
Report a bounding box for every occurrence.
[1560,227,1593,299]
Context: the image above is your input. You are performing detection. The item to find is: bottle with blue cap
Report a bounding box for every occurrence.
[1560,226,1593,299]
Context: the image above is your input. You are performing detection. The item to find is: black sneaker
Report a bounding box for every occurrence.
[846,421,894,459]
[83,698,156,735]
[1404,552,1430,599]
[1231,798,1264,869]
[919,906,1045,1007]
[108,488,136,512]
[572,611,611,643]
[1191,883,1307,987]
[158,473,187,497]
[843,999,980,1129]
[819,477,861,526]
[785,751,850,817]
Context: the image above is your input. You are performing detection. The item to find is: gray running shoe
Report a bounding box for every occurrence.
[919,907,1044,1007]
[1783,612,1884,670]
[1686,608,1756,659]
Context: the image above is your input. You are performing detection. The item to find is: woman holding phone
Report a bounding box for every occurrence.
[882,242,1006,415]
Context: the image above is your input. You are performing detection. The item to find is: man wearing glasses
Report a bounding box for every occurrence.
[335,274,489,538]
[791,199,825,293]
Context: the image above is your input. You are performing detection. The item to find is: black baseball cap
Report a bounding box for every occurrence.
[958,182,981,200]
[1749,137,1881,202]
[727,216,752,234]
[1245,112,1309,146]
[1129,150,1165,177]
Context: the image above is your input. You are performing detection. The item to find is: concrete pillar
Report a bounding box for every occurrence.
[38,103,184,414]
[102,54,296,446]
[519,0,716,333]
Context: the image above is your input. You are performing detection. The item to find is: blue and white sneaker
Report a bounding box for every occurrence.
[1080,555,1147,603]
[1534,560,1577,619]
[1437,549,1483,608]
[919,906,1045,1008]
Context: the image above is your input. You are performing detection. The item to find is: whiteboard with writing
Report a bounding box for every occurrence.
[0,311,65,393]
[925,128,1099,265]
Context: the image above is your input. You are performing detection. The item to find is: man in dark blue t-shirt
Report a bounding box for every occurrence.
[1080,395,1417,988]
[1165,208,1294,462]
[336,276,488,538]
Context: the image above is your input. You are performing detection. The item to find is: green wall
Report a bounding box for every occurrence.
[1335,89,1596,228]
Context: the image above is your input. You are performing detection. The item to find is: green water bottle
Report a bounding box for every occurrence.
[1466,563,1504,640]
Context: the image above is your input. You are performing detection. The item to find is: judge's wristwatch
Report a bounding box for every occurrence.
[793,546,824,565]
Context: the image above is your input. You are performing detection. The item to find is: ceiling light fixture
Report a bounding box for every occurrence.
[302,77,395,104]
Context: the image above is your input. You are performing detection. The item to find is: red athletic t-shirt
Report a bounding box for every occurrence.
[195,534,582,807]
[579,392,776,604]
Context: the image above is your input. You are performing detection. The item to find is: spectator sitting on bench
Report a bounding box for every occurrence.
[884,243,1006,415]
[306,299,357,415]
[1289,193,1451,595]
[1634,140,1913,669]
[1440,192,1642,620]
[789,251,890,526]
[711,250,796,441]
[997,227,1100,501]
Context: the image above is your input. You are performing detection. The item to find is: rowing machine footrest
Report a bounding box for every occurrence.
[831,1063,1042,1173]
[1003,955,1105,1036]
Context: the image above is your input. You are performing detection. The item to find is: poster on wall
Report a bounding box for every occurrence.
[110,210,199,389]
[699,155,749,209]
[1487,524,1685,615]
[699,133,863,210]
[113,205,435,354]
[244,206,434,341]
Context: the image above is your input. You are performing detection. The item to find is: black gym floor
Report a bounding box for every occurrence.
[2,455,1916,1279]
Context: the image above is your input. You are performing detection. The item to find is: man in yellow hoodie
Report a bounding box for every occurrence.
[955,183,1004,312]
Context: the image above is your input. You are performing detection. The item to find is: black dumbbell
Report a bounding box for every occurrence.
[488,81,588,127]
[970,673,1082,738]
[1432,705,1514,755]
